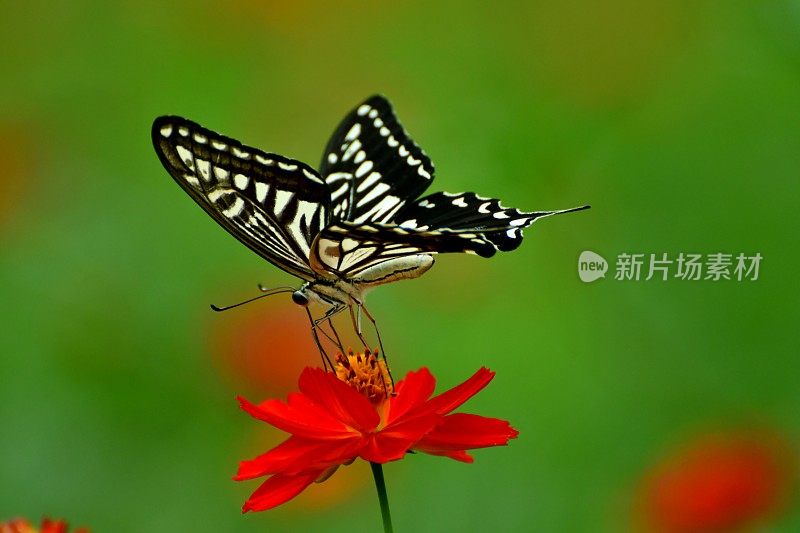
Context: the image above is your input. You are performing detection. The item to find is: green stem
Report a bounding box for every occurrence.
[370,462,394,533]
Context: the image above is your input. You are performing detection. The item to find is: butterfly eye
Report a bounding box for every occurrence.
[292,290,309,307]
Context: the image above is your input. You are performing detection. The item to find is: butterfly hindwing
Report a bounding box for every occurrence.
[310,220,498,277]
[152,116,330,280]
[320,95,435,225]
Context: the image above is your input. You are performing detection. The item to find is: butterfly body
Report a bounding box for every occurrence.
[299,253,435,308]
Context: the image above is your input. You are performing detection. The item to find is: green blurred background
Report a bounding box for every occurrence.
[2,1,799,531]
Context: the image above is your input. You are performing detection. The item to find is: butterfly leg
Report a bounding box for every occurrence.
[326,315,345,353]
[306,304,347,370]
[348,303,371,351]
[305,307,333,370]
[360,303,395,389]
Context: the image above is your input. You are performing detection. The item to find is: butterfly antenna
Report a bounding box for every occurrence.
[210,286,294,312]
[549,204,591,216]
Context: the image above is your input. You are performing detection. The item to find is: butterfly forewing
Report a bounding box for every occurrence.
[152,116,330,280]
[394,191,583,252]
[320,95,435,225]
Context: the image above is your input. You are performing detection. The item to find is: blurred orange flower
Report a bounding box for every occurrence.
[0,518,88,533]
[637,430,796,532]
[0,121,35,232]
[209,303,319,396]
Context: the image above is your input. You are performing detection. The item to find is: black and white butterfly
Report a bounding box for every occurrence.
[152,95,588,360]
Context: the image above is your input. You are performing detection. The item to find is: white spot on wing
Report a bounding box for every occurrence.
[357,105,370,116]
[212,140,227,150]
[178,126,189,137]
[342,139,362,161]
[274,189,293,215]
[232,146,250,159]
[176,145,194,169]
[368,109,378,119]
[345,123,362,141]
[255,154,274,166]
[213,167,229,182]
[478,202,492,214]
[452,197,468,207]
[195,159,210,181]
[326,171,350,183]
[223,197,245,218]
[355,161,374,178]
[356,171,382,192]
[493,211,510,219]
[302,168,323,184]
[160,125,173,137]
[278,162,297,171]
[354,150,366,164]
[289,200,317,255]
[356,183,390,208]
[355,195,401,223]
[327,152,338,164]
[233,173,249,190]
[330,183,348,201]
[208,188,231,202]
[193,133,207,144]
[255,181,269,203]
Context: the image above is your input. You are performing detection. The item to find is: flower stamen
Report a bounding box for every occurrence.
[335,349,393,403]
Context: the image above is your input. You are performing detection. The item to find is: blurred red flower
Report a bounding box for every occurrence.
[0,518,88,533]
[235,350,518,512]
[210,304,318,396]
[638,430,796,532]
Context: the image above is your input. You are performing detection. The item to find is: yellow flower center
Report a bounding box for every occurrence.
[335,349,393,403]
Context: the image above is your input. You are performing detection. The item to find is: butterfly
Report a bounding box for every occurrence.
[152,95,588,360]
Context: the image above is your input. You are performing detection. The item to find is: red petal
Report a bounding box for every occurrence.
[420,449,475,463]
[242,471,321,512]
[238,395,353,439]
[298,368,380,432]
[415,413,518,452]
[386,368,436,423]
[361,413,442,463]
[423,367,495,415]
[235,435,365,479]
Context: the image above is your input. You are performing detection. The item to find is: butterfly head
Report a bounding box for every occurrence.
[291,289,310,307]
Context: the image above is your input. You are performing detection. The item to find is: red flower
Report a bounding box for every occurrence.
[0,518,89,533]
[235,350,518,512]
[638,430,796,532]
